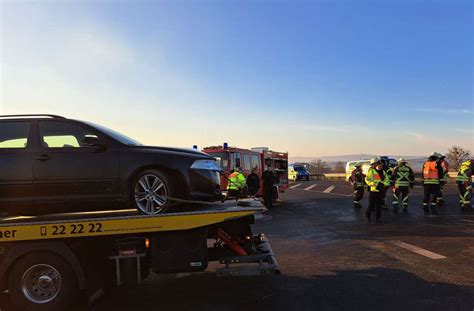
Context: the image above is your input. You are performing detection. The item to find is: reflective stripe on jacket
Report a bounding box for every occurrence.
[423,161,440,184]
[227,171,247,190]
[393,165,414,187]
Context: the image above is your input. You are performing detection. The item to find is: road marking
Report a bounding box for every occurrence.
[323,185,335,193]
[290,183,302,189]
[289,187,352,197]
[460,219,474,224]
[304,184,317,191]
[391,241,446,260]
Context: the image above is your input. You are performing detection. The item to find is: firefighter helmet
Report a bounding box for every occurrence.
[370,158,380,165]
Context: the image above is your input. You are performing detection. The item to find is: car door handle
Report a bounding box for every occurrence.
[36,154,51,161]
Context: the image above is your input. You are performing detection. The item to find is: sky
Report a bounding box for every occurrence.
[1,0,472,157]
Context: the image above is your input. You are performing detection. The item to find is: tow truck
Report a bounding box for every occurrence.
[0,199,279,311]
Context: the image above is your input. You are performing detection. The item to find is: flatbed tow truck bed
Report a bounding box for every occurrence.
[0,199,279,311]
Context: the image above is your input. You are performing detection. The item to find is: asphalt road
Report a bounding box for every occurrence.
[2,180,473,310]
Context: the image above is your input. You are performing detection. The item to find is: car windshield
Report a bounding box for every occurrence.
[83,121,143,146]
[294,166,306,172]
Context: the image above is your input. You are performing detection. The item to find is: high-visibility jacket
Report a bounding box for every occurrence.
[365,168,389,192]
[391,165,415,187]
[350,168,365,187]
[227,171,247,190]
[456,160,473,183]
[422,160,442,185]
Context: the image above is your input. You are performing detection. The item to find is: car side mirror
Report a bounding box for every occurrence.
[81,136,106,148]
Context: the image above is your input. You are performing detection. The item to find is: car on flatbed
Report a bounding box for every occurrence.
[0,114,222,215]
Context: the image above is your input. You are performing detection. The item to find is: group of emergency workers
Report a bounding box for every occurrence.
[225,165,277,209]
[349,153,474,223]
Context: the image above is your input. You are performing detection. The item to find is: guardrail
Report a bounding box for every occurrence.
[314,172,473,182]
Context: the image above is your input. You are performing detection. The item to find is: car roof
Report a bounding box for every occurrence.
[0,114,66,121]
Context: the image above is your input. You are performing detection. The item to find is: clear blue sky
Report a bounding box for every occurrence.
[1,0,472,156]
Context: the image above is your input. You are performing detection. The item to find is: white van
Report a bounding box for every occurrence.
[345,157,397,181]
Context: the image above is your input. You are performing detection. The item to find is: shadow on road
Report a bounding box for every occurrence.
[1,268,472,311]
[84,268,473,311]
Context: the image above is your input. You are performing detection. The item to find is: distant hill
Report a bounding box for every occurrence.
[289,154,425,164]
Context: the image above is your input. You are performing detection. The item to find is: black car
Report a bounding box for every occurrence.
[0,114,222,215]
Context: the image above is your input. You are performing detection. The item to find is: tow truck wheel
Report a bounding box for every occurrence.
[132,169,173,215]
[8,251,78,311]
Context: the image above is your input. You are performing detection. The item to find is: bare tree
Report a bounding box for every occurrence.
[447,146,471,171]
[332,161,345,173]
[309,159,328,175]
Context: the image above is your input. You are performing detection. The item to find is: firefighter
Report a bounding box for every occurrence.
[262,166,276,209]
[391,158,415,213]
[436,153,449,205]
[380,159,392,209]
[349,162,365,208]
[365,158,390,223]
[246,168,260,196]
[456,159,474,211]
[422,153,444,214]
[226,166,247,200]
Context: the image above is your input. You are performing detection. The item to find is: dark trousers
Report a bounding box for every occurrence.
[437,184,444,203]
[423,184,440,212]
[380,186,388,208]
[367,191,383,220]
[264,187,273,209]
[458,183,472,208]
[353,187,364,207]
[392,186,409,210]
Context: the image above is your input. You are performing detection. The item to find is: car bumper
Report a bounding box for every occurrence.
[188,170,222,201]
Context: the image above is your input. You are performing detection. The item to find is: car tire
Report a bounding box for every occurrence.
[8,251,79,311]
[131,169,174,215]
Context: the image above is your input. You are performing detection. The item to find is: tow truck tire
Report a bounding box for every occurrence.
[8,251,79,311]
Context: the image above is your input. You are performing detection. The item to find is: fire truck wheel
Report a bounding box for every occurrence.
[8,251,79,311]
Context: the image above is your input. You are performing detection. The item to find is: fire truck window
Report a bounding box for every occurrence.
[230,153,241,170]
[251,155,260,171]
[212,152,228,170]
[243,154,251,171]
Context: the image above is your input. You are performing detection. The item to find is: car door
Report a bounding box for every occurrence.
[33,120,120,206]
[0,120,34,210]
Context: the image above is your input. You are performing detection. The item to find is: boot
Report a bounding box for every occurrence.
[402,206,408,213]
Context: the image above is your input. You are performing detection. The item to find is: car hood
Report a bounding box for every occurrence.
[132,145,212,158]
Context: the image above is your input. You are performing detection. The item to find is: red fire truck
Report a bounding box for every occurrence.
[202,144,289,201]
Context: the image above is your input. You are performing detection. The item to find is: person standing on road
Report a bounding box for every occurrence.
[349,162,365,208]
[246,168,260,196]
[456,159,474,211]
[380,159,392,209]
[391,158,415,213]
[365,158,390,223]
[422,153,444,214]
[436,153,449,205]
[262,166,276,209]
[226,166,247,200]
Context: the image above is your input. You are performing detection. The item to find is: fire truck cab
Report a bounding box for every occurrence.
[202,144,288,201]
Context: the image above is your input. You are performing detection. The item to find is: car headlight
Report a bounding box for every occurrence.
[190,159,221,171]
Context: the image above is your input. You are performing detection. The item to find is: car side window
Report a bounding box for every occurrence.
[39,121,99,149]
[0,122,30,149]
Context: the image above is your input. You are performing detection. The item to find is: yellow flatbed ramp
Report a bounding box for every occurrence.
[0,199,264,243]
